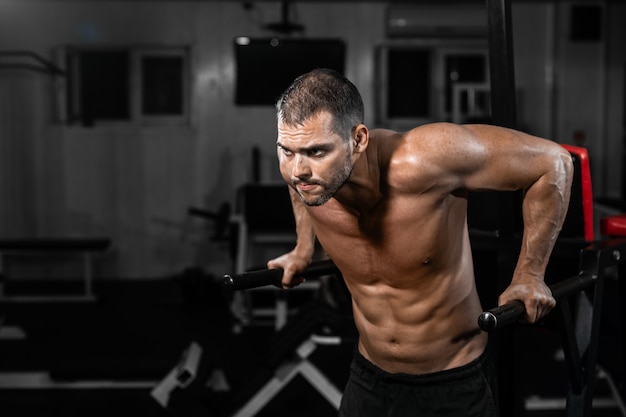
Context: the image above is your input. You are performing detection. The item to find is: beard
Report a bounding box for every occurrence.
[294,153,353,207]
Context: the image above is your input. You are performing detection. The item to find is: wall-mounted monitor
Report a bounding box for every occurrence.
[234,37,346,106]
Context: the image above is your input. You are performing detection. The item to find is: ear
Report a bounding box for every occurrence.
[353,124,369,154]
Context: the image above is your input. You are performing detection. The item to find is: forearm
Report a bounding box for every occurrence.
[514,149,573,281]
[266,187,316,287]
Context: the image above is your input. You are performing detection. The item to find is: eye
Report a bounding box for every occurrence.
[307,148,325,157]
[278,145,293,157]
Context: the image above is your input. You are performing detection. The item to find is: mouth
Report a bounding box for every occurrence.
[295,182,318,192]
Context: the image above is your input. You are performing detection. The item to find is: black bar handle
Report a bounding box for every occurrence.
[478,272,595,332]
[222,259,339,291]
[478,301,526,332]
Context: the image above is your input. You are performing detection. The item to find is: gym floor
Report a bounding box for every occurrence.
[0,273,624,417]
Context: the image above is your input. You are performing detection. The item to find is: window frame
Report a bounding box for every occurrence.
[56,45,190,127]
[375,38,489,129]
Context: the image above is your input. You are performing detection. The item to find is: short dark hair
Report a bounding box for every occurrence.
[276,68,364,141]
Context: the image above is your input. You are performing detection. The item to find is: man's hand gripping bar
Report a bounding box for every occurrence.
[222,259,340,291]
[478,271,596,332]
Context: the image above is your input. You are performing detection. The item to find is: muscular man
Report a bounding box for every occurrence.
[267,68,573,416]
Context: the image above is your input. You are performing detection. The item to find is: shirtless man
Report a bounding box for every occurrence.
[267,68,573,416]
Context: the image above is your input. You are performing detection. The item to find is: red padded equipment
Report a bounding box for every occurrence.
[601,214,626,237]
[560,144,595,242]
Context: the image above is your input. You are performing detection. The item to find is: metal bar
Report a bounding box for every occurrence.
[486,0,517,129]
[222,259,339,291]
[477,238,626,331]
[558,297,584,395]
[478,271,596,331]
[566,248,607,417]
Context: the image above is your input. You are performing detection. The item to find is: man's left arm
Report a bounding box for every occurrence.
[449,123,574,323]
[501,144,574,323]
[470,128,573,323]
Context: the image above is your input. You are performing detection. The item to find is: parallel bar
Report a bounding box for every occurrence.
[478,272,596,332]
[222,259,339,291]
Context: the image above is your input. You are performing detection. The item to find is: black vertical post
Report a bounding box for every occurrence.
[487,0,518,129]
[469,0,523,236]
[252,146,261,183]
[484,2,521,230]
[622,65,626,200]
[485,1,522,416]
[482,0,523,235]
[618,261,626,408]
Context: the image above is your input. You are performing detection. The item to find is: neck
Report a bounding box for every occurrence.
[333,147,381,212]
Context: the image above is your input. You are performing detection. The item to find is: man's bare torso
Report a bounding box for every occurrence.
[305,129,488,375]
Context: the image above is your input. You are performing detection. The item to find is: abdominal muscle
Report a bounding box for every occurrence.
[347,272,488,375]
[314,219,488,375]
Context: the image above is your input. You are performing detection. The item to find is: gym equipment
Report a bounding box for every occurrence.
[223,259,338,291]
[230,184,321,330]
[151,342,204,408]
[479,239,626,417]
[186,202,231,242]
[600,211,626,412]
[222,265,353,417]
[229,303,353,417]
[0,237,112,302]
[478,271,595,332]
[472,5,523,410]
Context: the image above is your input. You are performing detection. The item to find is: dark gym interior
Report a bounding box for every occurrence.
[1,1,625,416]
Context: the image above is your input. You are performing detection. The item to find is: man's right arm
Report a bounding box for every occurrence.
[267,186,316,288]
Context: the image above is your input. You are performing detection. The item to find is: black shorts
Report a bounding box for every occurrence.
[339,349,499,417]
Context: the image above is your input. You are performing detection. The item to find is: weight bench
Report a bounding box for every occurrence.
[0,237,112,302]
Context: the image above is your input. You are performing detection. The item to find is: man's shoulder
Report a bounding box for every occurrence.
[372,124,460,192]
[371,123,468,160]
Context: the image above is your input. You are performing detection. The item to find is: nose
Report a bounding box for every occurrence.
[291,154,311,180]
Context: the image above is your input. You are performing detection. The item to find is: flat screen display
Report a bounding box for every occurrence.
[234,37,346,105]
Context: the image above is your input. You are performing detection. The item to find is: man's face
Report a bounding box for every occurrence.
[276,112,353,206]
